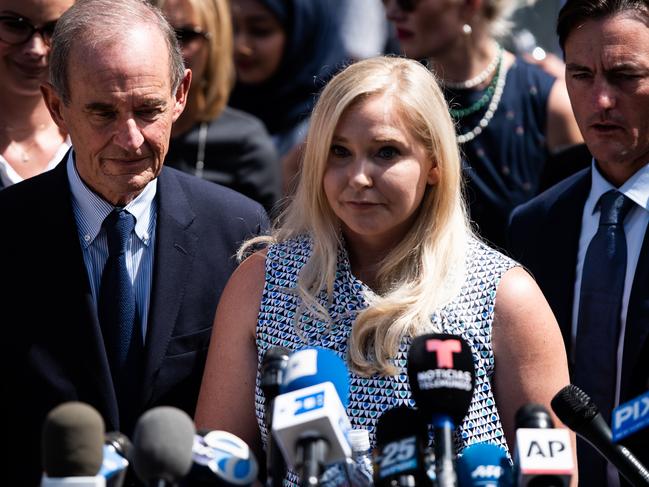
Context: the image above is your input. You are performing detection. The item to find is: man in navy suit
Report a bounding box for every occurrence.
[0,0,269,483]
[509,1,649,485]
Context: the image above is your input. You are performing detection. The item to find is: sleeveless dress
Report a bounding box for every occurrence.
[446,57,555,250]
[255,234,517,482]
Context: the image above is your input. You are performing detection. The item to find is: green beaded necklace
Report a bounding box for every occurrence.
[448,49,504,120]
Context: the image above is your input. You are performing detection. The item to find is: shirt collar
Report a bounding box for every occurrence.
[589,160,649,216]
[67,148,157,247]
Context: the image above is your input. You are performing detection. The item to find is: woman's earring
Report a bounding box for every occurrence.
[462,24,472,35]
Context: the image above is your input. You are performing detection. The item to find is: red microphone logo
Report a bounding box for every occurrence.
[426,339,461,368]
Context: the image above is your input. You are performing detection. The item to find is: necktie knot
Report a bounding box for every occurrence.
[103,209,135,256]
[598,190,634,226]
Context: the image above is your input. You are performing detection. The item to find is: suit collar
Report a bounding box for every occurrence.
[622,224,649,401]
[49,158,121,429]
[544,169,592,346]
[141,167,198,406]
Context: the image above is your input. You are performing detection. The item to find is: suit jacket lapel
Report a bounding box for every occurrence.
[48,161,120,429]
[621,223,649,402]
[543,170,591,357]
[141,168,197,406]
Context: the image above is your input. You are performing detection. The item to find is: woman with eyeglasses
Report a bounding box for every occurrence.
[153,0,281,214]
[383,0,583,251]
[0,0,72,189]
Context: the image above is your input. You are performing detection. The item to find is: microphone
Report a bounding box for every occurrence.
[513,404,573,487]
[280,347,349,402]
[41,401,106,487]
[189,430,259,486]
[260,347,291,487]
[551,384,649,486]
[100,432,132,487]
[272,347,352,487]
[516,404,555,429]
[373,405,432,487]
[407,333,476,487]
[131,406,195,486]
[456,443,511,487]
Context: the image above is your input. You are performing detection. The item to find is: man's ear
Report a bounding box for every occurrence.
[41,82,70,133]
[172,68,192,122]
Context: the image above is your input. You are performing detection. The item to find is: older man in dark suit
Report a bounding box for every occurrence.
[508,1,649,486]
[0,0,269,484]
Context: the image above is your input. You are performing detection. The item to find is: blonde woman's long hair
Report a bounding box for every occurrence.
[242,56,472,376]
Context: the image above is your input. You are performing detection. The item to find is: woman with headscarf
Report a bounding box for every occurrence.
[230,0,348,193]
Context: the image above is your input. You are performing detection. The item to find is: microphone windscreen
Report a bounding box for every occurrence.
[457,442,511,487]
[515,403,555,429]
[280,347,350,407]
[375,405,428,446]
[260,346,291,398]
[42,401,105,477]
[551,384,599,432]
[132,406,195,483]
[374,406,431,486]
[407,333,475,424]
[261,346,291,371]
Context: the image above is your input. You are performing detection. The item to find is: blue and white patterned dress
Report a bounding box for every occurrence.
[254,234,517,475]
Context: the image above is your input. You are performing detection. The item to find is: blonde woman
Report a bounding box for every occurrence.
[153,0,280,212]
[195,56,571,482]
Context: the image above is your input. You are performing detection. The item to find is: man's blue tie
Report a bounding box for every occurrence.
[574,189,634,485]
[98,208,142,432]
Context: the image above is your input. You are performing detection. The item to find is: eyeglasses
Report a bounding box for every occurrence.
[174,26,210,44]
[0,15,57,46]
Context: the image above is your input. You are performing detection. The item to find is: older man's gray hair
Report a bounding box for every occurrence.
[49,0,185,103]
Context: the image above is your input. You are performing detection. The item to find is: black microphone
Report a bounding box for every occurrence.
[131,406,195,486]
[516,404,555,430]
[41,401,106,486]
[260,346,291,487]
[408,333,475,487]
[514,404,573,487]
[551,384,649,487]
[373,405,432,487]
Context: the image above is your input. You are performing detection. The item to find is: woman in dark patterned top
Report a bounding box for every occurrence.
[384,0,584,250]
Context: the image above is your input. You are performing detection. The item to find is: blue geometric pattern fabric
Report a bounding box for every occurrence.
[255,235,516,482]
